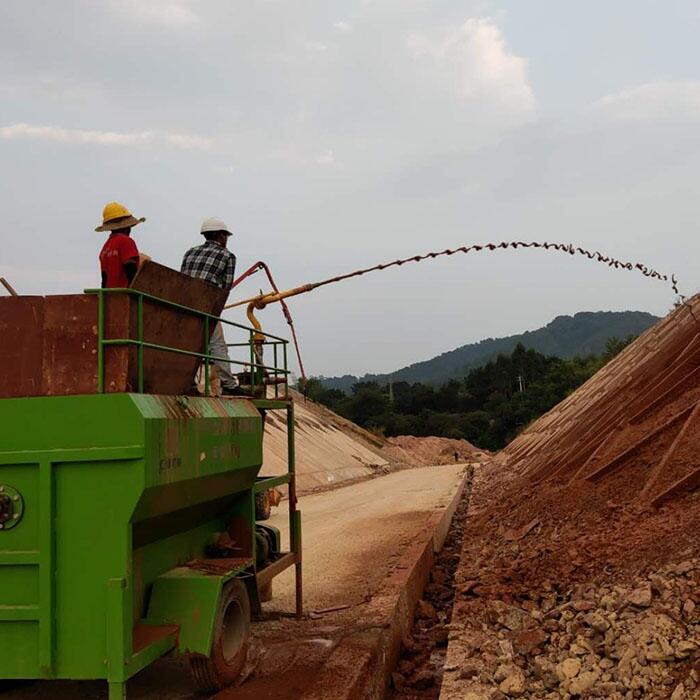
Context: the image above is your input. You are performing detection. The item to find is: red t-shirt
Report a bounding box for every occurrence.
[99,233,139,288]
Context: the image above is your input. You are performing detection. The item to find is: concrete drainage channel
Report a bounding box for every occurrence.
[389,471,473,699]
[300,464,475,700]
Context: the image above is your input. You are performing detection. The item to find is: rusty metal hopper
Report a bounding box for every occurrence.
[0,261,228,398]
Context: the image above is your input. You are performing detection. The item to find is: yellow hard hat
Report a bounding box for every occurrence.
[95,201,146,232]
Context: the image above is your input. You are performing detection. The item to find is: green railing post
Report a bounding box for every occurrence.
[137,294,144,393]
[273,343,278,398]
[283,342,288,395]
[203,316,210,397]
[287,401,302,618]
[97,290,105,393]
[253,335,259,394]
[248,330,253,391]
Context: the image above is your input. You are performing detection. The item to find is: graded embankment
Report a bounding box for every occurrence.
[261,389,481,493]
[439,298,700,699]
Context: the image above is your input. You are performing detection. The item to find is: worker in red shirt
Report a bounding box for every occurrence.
[95,202,146,288]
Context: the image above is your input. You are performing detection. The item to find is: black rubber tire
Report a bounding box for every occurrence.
[189,579,251,692]
[255,530,271,568]
[255,491,271,521]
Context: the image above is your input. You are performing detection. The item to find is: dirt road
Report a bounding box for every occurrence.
[3,463,467,700]
[265,462,468,613]
[218,462,469,700]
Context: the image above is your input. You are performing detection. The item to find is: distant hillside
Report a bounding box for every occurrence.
[320,311,659,392]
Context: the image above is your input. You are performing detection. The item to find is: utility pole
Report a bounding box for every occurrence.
[388,381,394,404]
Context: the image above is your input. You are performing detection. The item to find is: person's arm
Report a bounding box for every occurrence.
[119,236,140,287]
[124,260,138,284]
[224,253,237,291]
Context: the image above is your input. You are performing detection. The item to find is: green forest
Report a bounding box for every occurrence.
[303,337,634,451]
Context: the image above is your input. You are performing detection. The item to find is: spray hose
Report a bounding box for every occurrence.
[226,241,684,385]
[227,240,683,312]
[230,261,308,383]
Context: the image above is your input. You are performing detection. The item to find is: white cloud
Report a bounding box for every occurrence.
[306,41,329,52]
[315,149,336,165]
[165,132,212,149]
[406,18,535,115]
[333,21,353,33]
[0,123,211,149]
[595,81,700,123]
[111,0,199,27]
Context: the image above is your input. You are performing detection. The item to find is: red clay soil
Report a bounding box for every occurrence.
[499,297,700,507]
[439,300,700,699]
[384,436,487,467]
[439,462,699,698]
[461,462,700,598]
[457,297,700,605]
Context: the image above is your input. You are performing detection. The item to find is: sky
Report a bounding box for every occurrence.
[2,1,700,377]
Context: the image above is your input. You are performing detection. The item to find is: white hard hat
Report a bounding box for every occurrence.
[200,217,232,236]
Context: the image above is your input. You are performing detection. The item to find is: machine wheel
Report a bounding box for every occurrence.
[255,491,271,521]
[189,580,251,692]
[255,529,271,568]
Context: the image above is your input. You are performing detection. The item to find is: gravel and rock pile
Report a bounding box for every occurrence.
[442,559,699,698]
[438,450,700,700]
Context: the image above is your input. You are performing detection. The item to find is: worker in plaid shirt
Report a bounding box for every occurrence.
[181,217,239,393]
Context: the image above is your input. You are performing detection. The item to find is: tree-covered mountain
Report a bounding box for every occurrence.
[306,338,637,451]
[320,311,659,391]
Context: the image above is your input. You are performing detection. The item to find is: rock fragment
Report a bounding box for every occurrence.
[583,611,609,632]
[568,669,599,695]
[627,585,653,608]
[513,627,547,656]
[675,561,695,575]
[671,683,686,699]
[416,599,437,620]
[556,657,581,681]
[497,667,526,696]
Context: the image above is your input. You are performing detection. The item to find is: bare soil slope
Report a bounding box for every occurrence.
[440,298,700,699]
[261,390,483,493]
[384,435,488,467]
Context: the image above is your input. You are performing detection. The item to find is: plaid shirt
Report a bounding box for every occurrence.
[181,241,236,289]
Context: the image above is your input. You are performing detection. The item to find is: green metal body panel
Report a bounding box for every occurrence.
[145,561,251,656]
[0,393,263,683]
